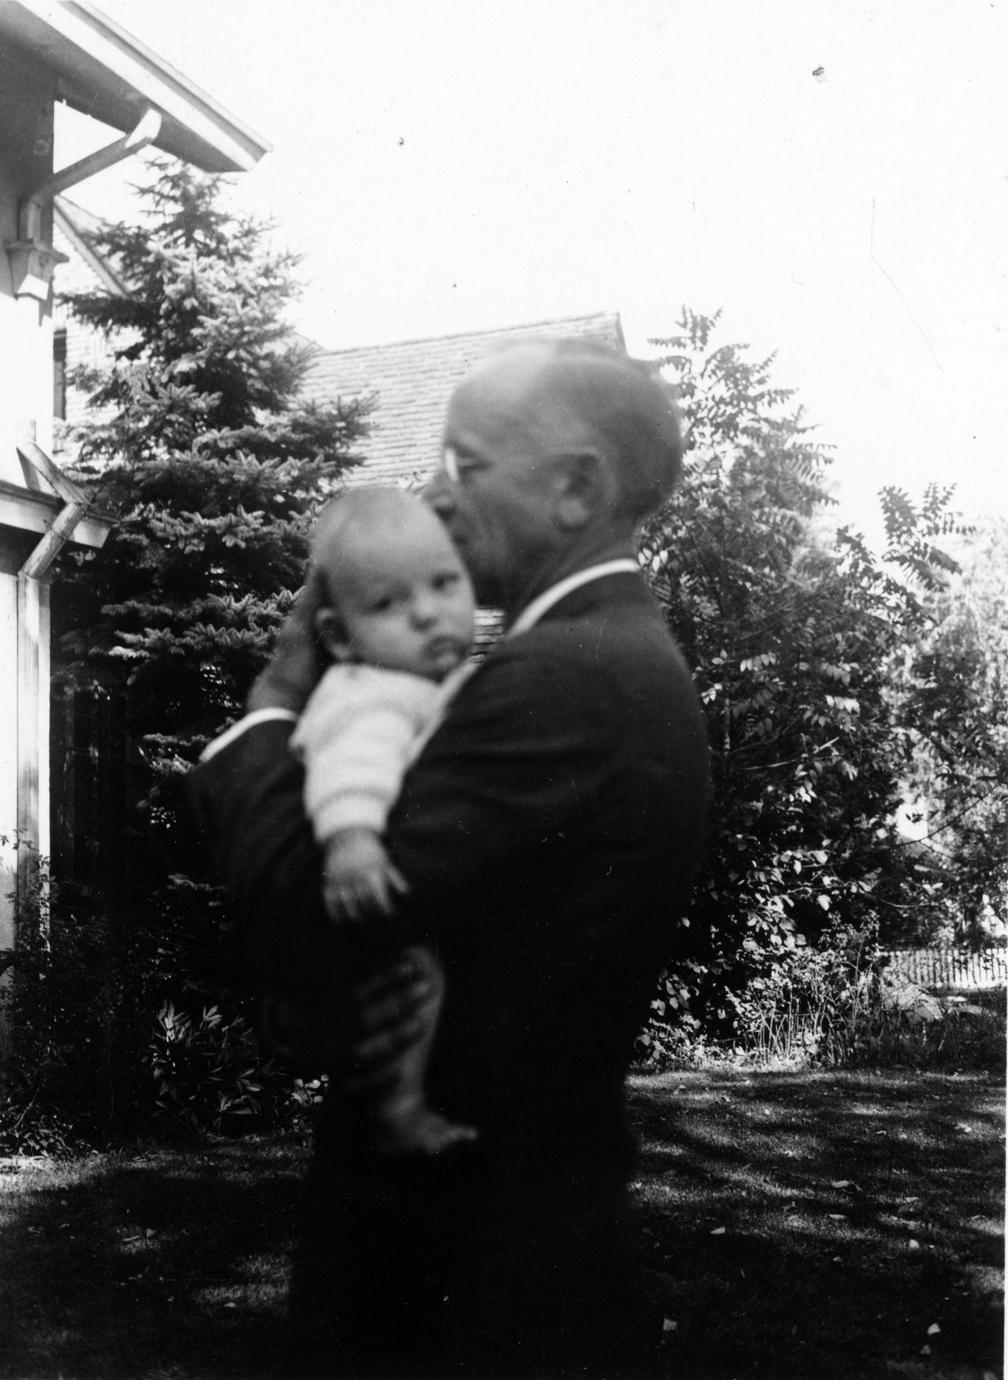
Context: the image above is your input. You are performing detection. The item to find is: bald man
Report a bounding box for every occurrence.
[190,340,711,1378]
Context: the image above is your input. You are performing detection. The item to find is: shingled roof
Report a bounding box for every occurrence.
[301,311,626,489]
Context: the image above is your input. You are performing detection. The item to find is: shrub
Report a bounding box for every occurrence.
[637,937,1007,1074]
[1,849,297,1144]
[0,1088,81,1158]
[725,932,880,1066]
[150,1002,293,1133]
[842,985,1006,1073]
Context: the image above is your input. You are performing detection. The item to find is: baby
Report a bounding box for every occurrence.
[290,486,478,1155]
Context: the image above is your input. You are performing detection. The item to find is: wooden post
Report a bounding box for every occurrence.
[15,570,50,927]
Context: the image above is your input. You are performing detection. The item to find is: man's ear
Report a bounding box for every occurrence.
[549,450,609,531]
[314,606,351,663]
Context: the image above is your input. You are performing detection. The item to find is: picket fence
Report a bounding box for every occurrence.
[880,947,1007,992]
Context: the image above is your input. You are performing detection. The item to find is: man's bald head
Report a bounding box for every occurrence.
[431,339,683,612]
[460,339,683,525]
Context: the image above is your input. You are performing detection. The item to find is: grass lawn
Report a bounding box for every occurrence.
[628,1069,1004,1379]
[0,1069,1002,1379]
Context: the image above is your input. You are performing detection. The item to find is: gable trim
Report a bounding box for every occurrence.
[0,0,270,173]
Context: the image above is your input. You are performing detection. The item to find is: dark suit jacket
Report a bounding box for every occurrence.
[190,570,709,1170]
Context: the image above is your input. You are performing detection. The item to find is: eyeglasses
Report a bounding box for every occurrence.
[442,446,460,483]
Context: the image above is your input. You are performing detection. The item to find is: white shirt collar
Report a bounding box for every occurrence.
[507,558,641,637]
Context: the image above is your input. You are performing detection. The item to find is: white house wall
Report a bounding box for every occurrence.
[0,47,57,1014]
[0,47,57,474]
[0,7,264,1046]
[0,574,17,968]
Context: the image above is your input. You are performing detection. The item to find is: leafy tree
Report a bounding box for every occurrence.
[638,309,963,1043]
[32,163,369,1135]
[891,515,1008,945]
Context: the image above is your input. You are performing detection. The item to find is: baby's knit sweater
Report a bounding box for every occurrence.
[290,664,445,844]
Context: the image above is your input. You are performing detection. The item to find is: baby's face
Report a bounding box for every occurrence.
[318,509,476,681]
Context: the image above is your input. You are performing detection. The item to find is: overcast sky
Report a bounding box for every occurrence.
[56,0,1008,547]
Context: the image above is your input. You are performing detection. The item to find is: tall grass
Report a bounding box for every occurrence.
[641,945,1006,1074]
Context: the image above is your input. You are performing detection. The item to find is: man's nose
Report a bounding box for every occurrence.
[423,470,454,518]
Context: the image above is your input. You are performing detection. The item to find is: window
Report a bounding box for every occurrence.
[53,328,67,421]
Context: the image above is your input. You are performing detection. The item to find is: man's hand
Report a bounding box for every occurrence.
[247,565,328,715]
[322,828,410,922]
[258,950,436,1095]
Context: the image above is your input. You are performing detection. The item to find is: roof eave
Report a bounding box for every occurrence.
[0,0,270,173]
[53,198,128,296]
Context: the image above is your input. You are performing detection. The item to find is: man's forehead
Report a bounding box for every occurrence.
[452,344,555,410]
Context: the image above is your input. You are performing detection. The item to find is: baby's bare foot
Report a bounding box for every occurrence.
[375,1109,479,1157]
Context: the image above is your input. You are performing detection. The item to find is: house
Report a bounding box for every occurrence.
[0,0,267,1042]
[300,311,626,490]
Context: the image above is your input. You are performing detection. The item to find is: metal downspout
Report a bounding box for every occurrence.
[14,440,95,917]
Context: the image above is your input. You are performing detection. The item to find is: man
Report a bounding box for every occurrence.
[190,340,711,1377]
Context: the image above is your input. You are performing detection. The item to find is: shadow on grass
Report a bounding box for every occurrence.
[627,1069,1005,1379]
[0,1135,309,1379]
[0,1074,1002,1380]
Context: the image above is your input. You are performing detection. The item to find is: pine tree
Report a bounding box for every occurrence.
[59,163,366,732]
[56,163,369,865]
[35,164,369,1133]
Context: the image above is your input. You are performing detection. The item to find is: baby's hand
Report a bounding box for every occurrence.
[322,828,409,923]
